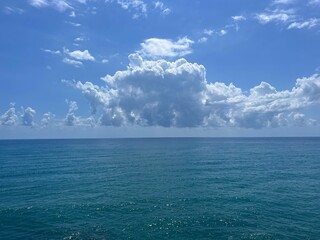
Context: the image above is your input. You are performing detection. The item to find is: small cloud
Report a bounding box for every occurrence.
[69,11,76,17]
[232,15,246,21]
[3,6,24,14]
[138,37,194,59]
[66,21,81,27]
[29,0,72,12]
[42,49,61,55]
[21,107,36,126]
[272,0,296,5]
[63,58,83,67]
[0,104,18,126]
[74,37,85,42]
[219,29,227,36]
[102,59,109,64]
[288,18,320,29]
[255,9,295,24]
[154,1,171,15]
[41,112,55,127]
[198,37,208,43]
[65,49,95,61]
[309,0,320,6]
[65,100,80,126]
[106,0,147,18]
[203,29,214,36]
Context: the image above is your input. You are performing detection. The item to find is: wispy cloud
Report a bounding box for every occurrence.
[308,0,320,6]
[232,15,246,22]
[272,0,296,5]
[3,6,24,15]
[63,58,83,67]
[106,0,147,18]
[29,0,72,12]
[66,21,81,27]
[154,1,170,15]
[288,18,320,29]
[255,9,295,24]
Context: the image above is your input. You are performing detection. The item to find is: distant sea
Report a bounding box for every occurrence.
[1,138,319,239]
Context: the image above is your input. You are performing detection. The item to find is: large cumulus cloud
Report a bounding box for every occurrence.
[71,55,320,129]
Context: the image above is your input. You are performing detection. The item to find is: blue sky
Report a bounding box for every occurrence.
[1,0,320,138]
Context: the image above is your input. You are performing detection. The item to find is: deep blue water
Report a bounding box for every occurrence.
[0,138,319,239]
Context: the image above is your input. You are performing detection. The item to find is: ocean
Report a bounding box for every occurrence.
[0,138,319,239]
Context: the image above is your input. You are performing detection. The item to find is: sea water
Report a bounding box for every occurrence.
[0,138,319,239]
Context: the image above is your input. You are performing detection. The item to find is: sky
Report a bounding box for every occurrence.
[0,0,320,138]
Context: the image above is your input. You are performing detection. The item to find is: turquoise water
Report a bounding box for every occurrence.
[0,138,319,239]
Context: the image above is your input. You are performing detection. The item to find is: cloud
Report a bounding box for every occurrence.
[42,49,61,55]
[255,9,295,24]
[198,37,208,43]
[154,1,170,15]
[66,49,95,61]
[218,29,227,36]
[106,0,147,18]
[232,15,246,21]
[21,107,36,126]
[63,58,83,67]
[0,104,18,126]
[74,37,85,42]
[41,112,55,127]
[65,100,80,126]
[66,21,81,27]
[138,37,194,59]
[29,0,72,12]
[309,0,320,6]
[60,48,95,67]
[69,55,320,129]
[288,18,320,29]
[203,29,214,36]
[3,6,24,14]
[272,0,296,5]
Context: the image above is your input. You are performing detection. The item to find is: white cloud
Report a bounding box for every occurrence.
[77,0,87,4]
[21,107,36,126]
[154,1,170,15]
[66,21,81,27]
[42,49,61,55]
[138,37,194,59]
[70,55,320,129]
[198,37,208,43]
[66,49,95,61]
[102,59,109,63]
[74,37,84,42]
[203,29,214,36]
[29,0,72,12]
[219,29,227,36]
[3,6,24,14]
[0,104,18,126]
[63,58,83,67]
[309,0,320,6]
[255,9,295,24]
[288,18,320,29]
[272,0,296,5]
[29,0,49,8]
[64,100,80,126]
[41,112,55,127]
[106,0,147,18]
[232,15,246,21]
